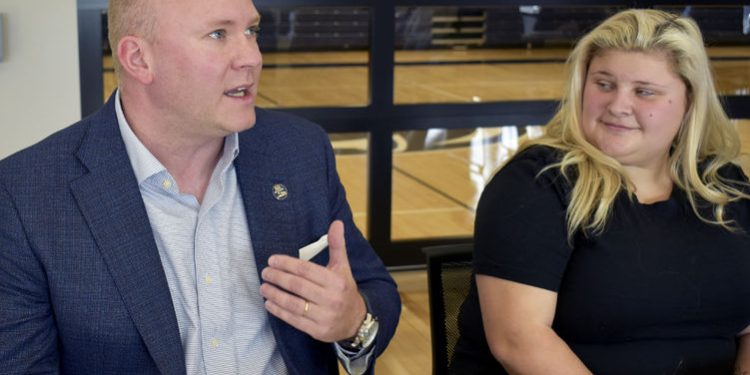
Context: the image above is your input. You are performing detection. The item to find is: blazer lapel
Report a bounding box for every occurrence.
[69,99,185,375]
[234,111,344,375]
[235,116,316,375]
[234,123,300,272]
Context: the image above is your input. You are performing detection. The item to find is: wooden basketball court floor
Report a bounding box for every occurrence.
[103,47,750,374]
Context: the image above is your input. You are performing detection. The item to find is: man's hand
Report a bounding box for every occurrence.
[260,220,367,343]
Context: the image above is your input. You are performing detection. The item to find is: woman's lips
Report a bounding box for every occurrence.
[603,121,636,131]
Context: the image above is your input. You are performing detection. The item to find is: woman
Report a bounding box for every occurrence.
[451,9,750,375]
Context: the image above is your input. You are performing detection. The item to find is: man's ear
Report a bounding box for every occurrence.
[117,36,154,85]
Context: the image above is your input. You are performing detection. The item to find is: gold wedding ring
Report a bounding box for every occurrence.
[303,300,310,315]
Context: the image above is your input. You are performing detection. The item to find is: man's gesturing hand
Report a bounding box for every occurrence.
[260,220,367,342]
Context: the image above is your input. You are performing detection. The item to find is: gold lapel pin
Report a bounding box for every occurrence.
[272,183,288,201]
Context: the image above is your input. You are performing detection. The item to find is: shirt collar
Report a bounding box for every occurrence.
[219,132,241,173]
[115,89,240,186]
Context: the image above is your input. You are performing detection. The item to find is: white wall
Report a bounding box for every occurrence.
[0,0,81,159]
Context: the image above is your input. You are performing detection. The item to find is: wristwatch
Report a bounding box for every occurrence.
[348,312,379,350]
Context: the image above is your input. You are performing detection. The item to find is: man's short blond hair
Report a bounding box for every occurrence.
[107,0,156,79]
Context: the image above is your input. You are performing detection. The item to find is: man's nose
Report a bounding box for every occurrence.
[233,37,262,70]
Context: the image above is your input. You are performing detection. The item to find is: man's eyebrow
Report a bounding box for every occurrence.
[208,15,261,27]
[209,19,235,27]
[204,19,232,29]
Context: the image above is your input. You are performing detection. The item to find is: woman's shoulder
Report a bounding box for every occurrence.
[715,163,750,229]
[717,162,750,184]
[484,144,570,201]
[513,144,564,164]
[697,156,748,182]
[697,160,750,196]
[496,145,565,181]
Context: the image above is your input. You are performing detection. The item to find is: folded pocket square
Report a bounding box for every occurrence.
[299,234,328,261]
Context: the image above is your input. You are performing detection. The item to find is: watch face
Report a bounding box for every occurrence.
[361,319,379,349]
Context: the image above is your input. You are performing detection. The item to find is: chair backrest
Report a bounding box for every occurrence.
[423,243,474,375]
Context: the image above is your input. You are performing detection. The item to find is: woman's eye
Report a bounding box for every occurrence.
[636,88,655,97]
[596,81,613,91]
[209,30,226,40]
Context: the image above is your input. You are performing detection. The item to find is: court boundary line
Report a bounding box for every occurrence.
[393,165,476,213]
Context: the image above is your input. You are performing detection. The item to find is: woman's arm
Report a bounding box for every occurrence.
[477,274,592,375]
[734,325,750,374]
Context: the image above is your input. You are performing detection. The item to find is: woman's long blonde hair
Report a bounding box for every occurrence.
[518,8,747,240]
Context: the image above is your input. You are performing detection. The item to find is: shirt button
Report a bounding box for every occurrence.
[211,338,220,348]
[204,275,213,284]
[162,179,172,189]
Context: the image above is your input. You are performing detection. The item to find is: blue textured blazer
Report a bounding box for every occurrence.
[0,96,400,374]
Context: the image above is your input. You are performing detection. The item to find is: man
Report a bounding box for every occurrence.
[0,0,400,373]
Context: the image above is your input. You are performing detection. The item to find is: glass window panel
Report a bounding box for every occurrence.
[103,55,116,102]
[257,7,370,108]
[711,56,750,96]
[394,5,750,104]
[330,132,369,239]
[394,5,624,104]
[391,125,543,241]
[103,12,115,101]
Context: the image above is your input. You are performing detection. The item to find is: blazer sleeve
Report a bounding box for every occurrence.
[0,181,60,374]
[320,133,401,360]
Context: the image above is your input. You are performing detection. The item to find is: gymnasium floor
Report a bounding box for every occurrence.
[103,46,750,374]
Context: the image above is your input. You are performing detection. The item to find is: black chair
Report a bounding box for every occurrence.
[423,243,474,375]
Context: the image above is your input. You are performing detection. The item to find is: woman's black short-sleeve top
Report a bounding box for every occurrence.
[452,145,750,375]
